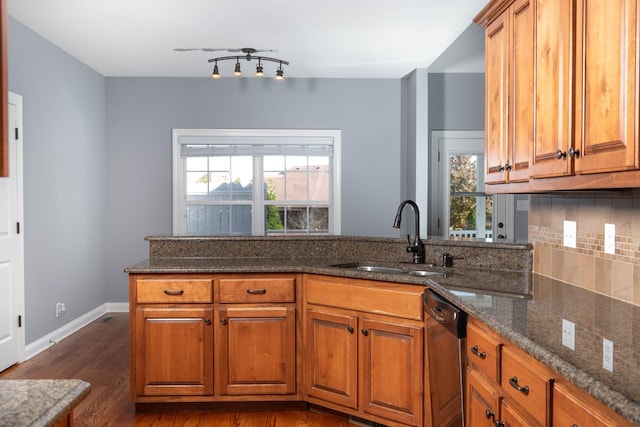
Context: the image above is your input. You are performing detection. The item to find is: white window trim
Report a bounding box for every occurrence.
[172,128,342,235]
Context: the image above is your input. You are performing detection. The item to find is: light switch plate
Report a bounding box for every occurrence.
[604,223,616,255]
[603,338,614,372]
[564,220,577,248]
[516,199,529,211]
[562,319,575,350]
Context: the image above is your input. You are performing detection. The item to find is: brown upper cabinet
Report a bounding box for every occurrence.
[484,0,534,185]
[475,0,640,192]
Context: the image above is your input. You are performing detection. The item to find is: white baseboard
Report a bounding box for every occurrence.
[23,302,129,361]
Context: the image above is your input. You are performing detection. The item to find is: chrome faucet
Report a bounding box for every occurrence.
[393,199,425,264]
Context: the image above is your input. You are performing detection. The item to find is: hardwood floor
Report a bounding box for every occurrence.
[0,313,353,426]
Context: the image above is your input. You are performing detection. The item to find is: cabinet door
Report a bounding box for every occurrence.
[485,11,509,184]
[508,0,534,182]
[466,368,501,427]
[216,306,296,395]
[553,382,633,426]
[501,399,535,427]
[531,0,574,178]
[574,0,638,174]
[484,0,534,185]
[135,307,213,396]
[359,317,423,427]
[304,307,358,409]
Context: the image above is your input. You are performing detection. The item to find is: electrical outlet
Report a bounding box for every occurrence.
[603,338,614,372]
[562,319,575,350]
[56,303,66,318]
[563,220,577,248]
[604,223,616,255]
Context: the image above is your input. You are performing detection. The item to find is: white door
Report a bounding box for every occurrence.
[0,92,25,372]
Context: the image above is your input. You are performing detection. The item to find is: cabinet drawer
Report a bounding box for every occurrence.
[305,276,423,320]
[136,279,213,303]
[501,346,552,426]
[466,321,502,382]
[553,382,634,427]
[218,276,295,303]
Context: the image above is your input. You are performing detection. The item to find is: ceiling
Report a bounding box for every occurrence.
[7,0,487,79]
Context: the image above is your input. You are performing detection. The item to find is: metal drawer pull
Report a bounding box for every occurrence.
[246,289,267,295]
[485,409,495,421]
[471,346,487,359]
[347,326,354,334]
[163,289,184,296]
[508,376,529,395]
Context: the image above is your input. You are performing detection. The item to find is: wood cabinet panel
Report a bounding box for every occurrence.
[304,307,358,409]
[531,0,574,178]
[216,306,296,395]
[553,381,635,427]
[359,317,423,427]
[218,276,295,303]
[135,279,213,303]
[485,11,509,184]
[484,0,533,184]
[466,367,501,427]
[135,307,213,396]
[305,275,423,320]
[500,346,552,426]
[574,0,638,174]
[467,321,502,383]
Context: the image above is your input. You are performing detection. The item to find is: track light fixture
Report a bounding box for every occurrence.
[208,48,288,80]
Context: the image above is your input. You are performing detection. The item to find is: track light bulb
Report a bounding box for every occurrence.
[233,59,242,76]
[275,65,284,80]
[255,61,264,77]
[211,63,221,79]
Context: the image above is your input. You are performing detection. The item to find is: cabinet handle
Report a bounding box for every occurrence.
[221,318,227,325]
[347,326,354,334]
[485,409,495,421]
[471,346,487,359]
[569,147,580,158]
[508,376,529,395]
[498,165,505,172]
[556,149,567,160]
[571,424,578,427]
[163,289,184,296]
[204,318,211,325]
[361,328,369,336]
[504,163,512,171]
[246,289,267,294]
[495,422,505,427]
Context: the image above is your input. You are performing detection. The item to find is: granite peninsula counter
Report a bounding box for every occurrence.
[0,379,90,427]
[125,236,640,424]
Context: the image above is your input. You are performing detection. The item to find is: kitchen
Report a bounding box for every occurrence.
[1,0,640,426]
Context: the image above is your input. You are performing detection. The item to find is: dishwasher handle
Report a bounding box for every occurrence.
[423,288,467,339]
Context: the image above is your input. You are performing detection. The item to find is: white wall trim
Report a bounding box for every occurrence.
[23,303,129,361]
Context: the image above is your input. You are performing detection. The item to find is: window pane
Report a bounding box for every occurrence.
[450,154,478,193]
[186,204,252,235]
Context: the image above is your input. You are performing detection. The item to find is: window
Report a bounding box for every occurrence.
[431,131,512,240]
[173,129,341,236]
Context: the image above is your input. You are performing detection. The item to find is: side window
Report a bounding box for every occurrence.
[173,129,341,236]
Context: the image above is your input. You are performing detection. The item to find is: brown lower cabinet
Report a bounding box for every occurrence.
[466,317,634,427]
[303,275,425,427]
[130,273,635,426]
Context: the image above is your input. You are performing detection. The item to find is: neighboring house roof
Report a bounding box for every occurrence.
[266,165,329,202]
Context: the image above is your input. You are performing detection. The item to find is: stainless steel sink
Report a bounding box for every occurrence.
[407,270,441,277]
[356,265,406,274]
[331,262,441,276]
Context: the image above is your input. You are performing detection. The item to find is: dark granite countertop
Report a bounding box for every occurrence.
[125,256,639,424]
[0,379,90,427]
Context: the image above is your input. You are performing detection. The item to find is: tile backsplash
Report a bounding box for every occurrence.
[529,189,640,306]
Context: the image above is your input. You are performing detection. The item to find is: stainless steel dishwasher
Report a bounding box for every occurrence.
[423,287,467,427]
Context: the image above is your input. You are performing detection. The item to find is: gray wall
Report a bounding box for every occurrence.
[8,18,108,343]
[8,16,489,344]
[104,78,402,301]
